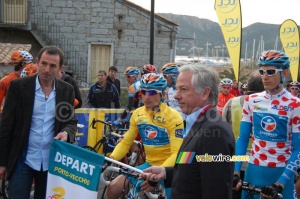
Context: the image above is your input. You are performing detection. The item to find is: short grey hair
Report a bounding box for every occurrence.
[179,65,219,105]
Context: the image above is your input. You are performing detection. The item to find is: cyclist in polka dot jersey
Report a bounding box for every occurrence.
[234,50,300,199]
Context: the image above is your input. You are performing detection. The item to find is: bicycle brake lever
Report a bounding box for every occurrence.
[147,180,158,187]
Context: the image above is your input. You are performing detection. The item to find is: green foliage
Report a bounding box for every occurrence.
[120,87,128,108]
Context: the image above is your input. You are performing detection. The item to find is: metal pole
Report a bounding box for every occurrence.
[150,0,154,64]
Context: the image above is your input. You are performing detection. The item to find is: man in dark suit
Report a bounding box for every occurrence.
[0,46,77,199]
[140,65,235,199]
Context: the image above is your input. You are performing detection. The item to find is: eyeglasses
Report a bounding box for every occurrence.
[258,69,283,77]
[126,75,134,79]
[291,87,299,90]
[140,89,161,96]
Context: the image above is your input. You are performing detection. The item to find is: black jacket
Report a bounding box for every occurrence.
[0,75,77,178]
[61,74,82,109]
[164,107,235,199]
[87,81,120,108]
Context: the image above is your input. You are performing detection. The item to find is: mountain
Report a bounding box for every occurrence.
[158,13,283,58]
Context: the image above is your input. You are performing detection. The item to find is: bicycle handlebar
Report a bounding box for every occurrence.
[110,132,140,145]
[241,182,283,199]
[100,165,158,199]
[90,118,128,133]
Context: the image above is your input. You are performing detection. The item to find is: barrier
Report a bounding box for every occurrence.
[75,108,130,154]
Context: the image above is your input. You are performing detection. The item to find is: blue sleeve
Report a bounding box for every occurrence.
[234,121,252,172]
[277,133,300,186]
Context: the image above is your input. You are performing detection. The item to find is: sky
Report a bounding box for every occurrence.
[127,0,300,28]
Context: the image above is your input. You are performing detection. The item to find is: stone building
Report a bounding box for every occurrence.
[0,0,179,86]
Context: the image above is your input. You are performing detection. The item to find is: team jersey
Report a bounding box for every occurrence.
[111,103,184,167]
[165,87,186,120]
[0,72,20,109]
[217,92,235,115]
[128,80,141,98]
[242,90,300,167]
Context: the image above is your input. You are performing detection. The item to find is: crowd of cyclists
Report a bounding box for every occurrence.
[1,48,300,199]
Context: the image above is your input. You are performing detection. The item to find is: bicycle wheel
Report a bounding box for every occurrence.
[1,180,9,199]
[81,146,97,153]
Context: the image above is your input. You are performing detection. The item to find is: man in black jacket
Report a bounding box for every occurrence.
[56,69,82,109]
[0,46,77,199]
[107,66,121,95]
[140,65,235,199]
[87,70,120,108]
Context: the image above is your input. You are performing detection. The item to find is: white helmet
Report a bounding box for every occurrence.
[220,78,233,86]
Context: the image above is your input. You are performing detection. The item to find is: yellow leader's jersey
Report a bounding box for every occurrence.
[111,103,184,167]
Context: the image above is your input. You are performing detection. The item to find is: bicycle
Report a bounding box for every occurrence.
[100,158,166,199]
[241,181,283,199]
[83,119,146,199]
[82,118,145,164]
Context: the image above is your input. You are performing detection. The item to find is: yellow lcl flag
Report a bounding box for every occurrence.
[279,19,300,81]
[215,0,242,81]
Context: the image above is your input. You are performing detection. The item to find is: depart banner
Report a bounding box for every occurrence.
[46,140,105,198]
[215,0,242,81]
[279,19,300,81]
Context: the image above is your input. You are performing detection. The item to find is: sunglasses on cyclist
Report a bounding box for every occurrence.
[258,69,283,77]
[140,89,161,96]
[291,87,299,90]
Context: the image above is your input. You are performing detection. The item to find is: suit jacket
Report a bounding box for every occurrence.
[0,75,77,178]
[165,106,235,199]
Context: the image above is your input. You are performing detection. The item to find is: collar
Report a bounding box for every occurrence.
[35,75,56,91]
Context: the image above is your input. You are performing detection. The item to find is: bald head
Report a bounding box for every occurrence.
[247,70,264,94]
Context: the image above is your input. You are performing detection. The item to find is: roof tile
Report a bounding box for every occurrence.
[0,43,31,65]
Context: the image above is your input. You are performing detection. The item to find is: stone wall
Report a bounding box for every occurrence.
[34,0,178,86]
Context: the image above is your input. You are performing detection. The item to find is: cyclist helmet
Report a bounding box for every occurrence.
[258,50,290,69]
[290,81,300,86]
[242,84,248,89]
[140,73,167,91]
[142,64,157,75]
[220,78,233,86]
[161,63,179,75]
[20,63,38,77]
[124,66,140,76]
[11,50,33,64]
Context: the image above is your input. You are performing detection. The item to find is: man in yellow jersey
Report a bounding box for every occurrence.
[106,73,184,199]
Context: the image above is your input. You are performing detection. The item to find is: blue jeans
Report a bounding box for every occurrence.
[9,163,48,199]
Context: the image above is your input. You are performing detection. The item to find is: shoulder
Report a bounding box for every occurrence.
[161,103,182,119]
[56,78,74,91]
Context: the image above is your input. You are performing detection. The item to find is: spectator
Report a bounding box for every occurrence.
[0,46,77,199]
[230,79,241,97]
[56,69,82,109]
[87,70,120,108]
[140,65,235,199]
[107,66,121,95]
